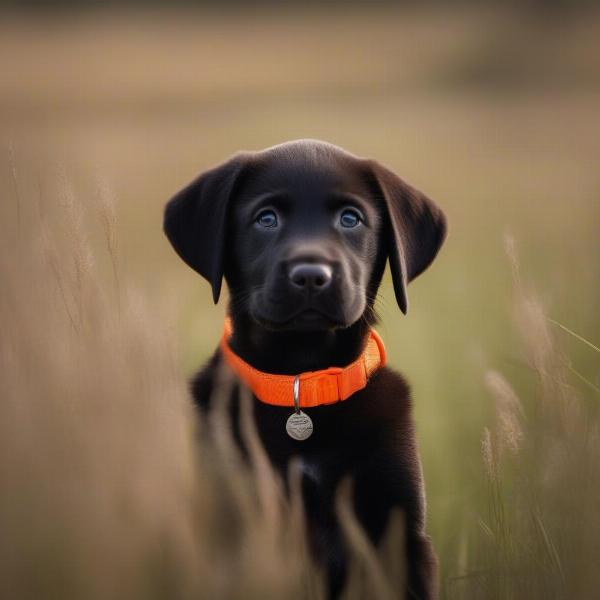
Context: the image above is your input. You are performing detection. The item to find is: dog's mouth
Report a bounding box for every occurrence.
[252,306,345,331]
[293,309,324,321]
[289,309,334,328]
[245,284,366,332]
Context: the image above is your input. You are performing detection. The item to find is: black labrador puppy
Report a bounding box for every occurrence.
[164,139,447,599]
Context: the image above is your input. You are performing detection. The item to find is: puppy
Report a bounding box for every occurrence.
[164,139,447,599]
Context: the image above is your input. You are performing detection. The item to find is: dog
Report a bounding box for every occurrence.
[164,139,447,599]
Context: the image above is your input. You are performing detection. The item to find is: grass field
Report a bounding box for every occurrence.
[1,5,599,598]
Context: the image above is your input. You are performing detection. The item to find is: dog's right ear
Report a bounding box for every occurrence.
[163,152,252,303]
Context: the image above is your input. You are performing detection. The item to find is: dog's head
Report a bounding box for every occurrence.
[164,140,446,331]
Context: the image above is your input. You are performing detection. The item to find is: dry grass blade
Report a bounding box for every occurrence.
[566,363,600,397]
[547,318,600,354]
[481,426,497,483]
[7,141,20,227]
[485,370,524,456]
[95,173,121,311]
[239,386,284,535]
[336,480,396,600]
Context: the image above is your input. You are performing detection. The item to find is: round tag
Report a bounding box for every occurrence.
[286,410,313,441]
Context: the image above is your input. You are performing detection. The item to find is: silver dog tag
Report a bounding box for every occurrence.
[286,411,313,441]
[286,376,313,441]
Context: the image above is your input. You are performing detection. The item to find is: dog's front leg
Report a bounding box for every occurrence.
[405,530,438,600]
[353,432,439,600]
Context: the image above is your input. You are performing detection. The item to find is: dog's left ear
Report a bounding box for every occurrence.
[163,152,252,303]
[365,160,447,314]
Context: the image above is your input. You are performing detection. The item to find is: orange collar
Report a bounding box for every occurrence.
[219,318,386,409]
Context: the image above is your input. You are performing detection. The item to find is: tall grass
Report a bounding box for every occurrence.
[1,169,598,599]
[451,238,600,599]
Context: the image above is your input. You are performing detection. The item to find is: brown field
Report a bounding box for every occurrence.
[1,5,599,599]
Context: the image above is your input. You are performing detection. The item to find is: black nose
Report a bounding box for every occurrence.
[289,263,333,291]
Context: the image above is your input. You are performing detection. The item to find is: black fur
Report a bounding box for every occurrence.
[164,139,447,599]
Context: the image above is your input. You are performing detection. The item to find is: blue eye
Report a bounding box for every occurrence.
[255,210,278,228]
[340,209,361,228]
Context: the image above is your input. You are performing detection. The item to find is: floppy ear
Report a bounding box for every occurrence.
[163,153,251,303]
[366,160,447,314]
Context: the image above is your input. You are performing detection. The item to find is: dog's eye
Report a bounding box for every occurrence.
[339,209,362,228]
[255,210,278,228]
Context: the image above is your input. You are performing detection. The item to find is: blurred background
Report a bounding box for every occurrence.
[1,1,599,598]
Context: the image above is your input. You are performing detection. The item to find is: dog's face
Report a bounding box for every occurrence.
[225,149,383,330]
[164,140,447,331]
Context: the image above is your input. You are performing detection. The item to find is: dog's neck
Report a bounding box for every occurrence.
[227,312,373,375]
